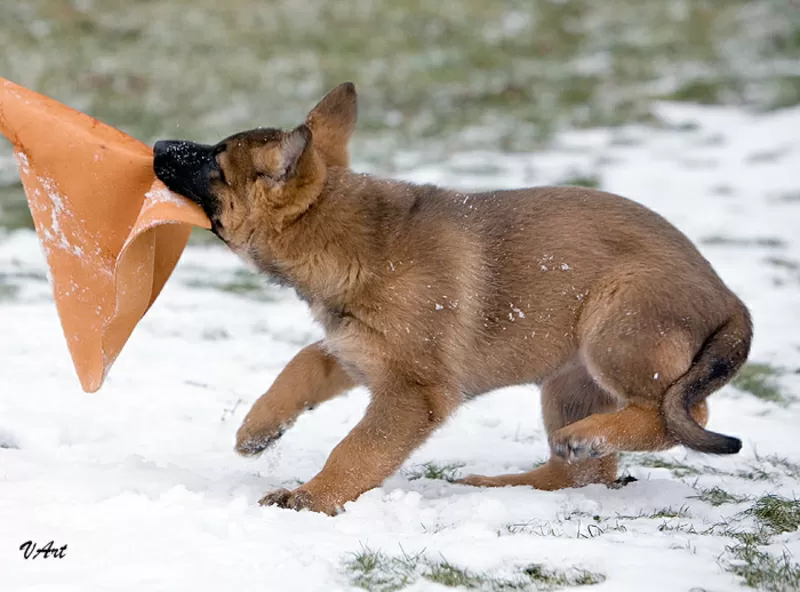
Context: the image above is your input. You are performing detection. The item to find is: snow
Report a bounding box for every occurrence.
[13,151,30,175]
[2,102,800,591]
[145,185,195,209]
[33,174,86,260]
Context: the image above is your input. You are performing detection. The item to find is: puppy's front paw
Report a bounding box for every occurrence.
[550,426,610,462]
[259,487,312,510]
[235,419,289,457]
[258,487,338,515]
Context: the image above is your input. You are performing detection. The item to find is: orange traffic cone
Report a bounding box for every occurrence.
[0,77,210,393]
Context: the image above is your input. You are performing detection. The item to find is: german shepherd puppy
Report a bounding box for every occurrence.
[153,83,751,515]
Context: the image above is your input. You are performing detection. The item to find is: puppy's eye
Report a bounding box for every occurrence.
[255,171,276,183]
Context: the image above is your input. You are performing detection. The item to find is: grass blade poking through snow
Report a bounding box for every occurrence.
[344,546,605,591]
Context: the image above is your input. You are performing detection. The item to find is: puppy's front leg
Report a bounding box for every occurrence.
[260,380,460,515]
[235,341,355,456]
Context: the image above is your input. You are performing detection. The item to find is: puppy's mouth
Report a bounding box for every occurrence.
[153,139,220,216]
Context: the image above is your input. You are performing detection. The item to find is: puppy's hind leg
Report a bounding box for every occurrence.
[459,358,620,490]
[235,341,355,456]
[549,286,737,461]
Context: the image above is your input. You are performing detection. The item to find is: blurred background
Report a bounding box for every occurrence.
[1,0,799,232]
[2,6,800,587]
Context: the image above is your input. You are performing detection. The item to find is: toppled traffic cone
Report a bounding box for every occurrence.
[0,77,210,392]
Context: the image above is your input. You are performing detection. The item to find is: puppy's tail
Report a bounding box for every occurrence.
[662,300,752,454]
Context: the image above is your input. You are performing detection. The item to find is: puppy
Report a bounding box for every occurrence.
[154,83,751,515]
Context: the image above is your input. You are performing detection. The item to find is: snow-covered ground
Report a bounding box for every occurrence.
[2,103,800,591]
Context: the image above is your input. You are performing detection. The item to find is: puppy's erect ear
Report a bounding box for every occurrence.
[276,124,311,181]
[305,82,357,167]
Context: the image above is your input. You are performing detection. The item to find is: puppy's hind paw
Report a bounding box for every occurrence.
[550,427,611,462]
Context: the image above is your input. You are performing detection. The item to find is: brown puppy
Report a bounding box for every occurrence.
[153,83,752,515]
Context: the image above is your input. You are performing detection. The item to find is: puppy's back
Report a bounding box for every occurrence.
[388,183,743,391]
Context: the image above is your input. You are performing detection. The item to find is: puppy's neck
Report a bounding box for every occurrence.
[253,165,416,316]
[247,165,366,303]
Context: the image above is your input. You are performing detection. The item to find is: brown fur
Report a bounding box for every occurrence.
[153,83,753,515]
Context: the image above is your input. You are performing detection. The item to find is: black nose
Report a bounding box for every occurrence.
[153,140,210,182]
[153,139,175,157]
[153,139,217,207]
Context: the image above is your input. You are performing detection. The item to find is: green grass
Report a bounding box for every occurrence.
[520,565,605,589]
[649,506,691,520]
[504,507,696,540]
[692,486,751,507]
[736,453,800,482]
[500,491,800,590]
[760,455,800,480]
[497,492,800,590]
[425,561,486,588]
[725,544,800,592]
[662,79,733,105]
[657,521,698,534]
[405,461,464,483]
[610,506,692,522]
[626,452,800,485]
[344,547,605,591]
[713,494,800,590]
[7,0,793,149]
[732,363,789,405]
[346,548,416,592]
[503,513,633,539]
[503,520,565,538]
[624,454,702,478]
[746,495,800,535]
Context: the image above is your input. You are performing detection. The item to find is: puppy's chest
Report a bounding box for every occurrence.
[310,300,394,379]
[309,299,352,333]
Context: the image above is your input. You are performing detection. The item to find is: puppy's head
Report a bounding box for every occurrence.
[153,82,358,248]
